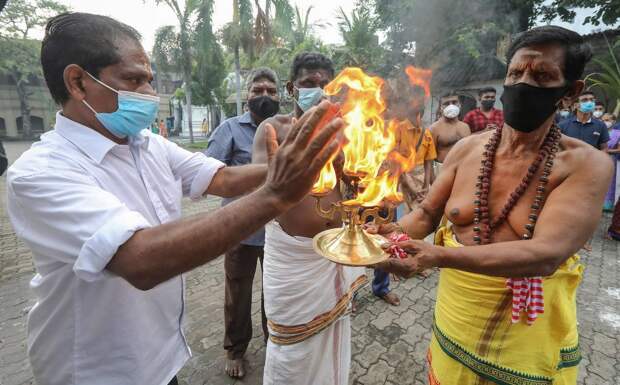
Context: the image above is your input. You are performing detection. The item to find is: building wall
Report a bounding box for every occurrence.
[0,83,57,138]
[0,81,173,138]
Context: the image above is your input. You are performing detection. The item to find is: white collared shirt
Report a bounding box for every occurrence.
[6,112,224,385]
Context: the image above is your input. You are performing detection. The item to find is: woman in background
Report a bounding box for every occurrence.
[603,113,619,211]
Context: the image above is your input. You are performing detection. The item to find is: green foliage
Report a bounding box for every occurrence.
[537,0,620,26]
[0,0,68,39]
[0,0,68,137]
[0,0,68,80]
[151,1,226,106]
[586,38,620,114]
[153,25,182,73]
[0,38,41,83]
[334,4,384,73]
[192,0,226,105]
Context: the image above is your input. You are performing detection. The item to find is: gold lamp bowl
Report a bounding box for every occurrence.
[312,199,393,266]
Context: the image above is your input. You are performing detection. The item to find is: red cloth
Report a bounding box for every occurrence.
[506,277,544,325]
[463,108,504,133]
[388,233,410,259]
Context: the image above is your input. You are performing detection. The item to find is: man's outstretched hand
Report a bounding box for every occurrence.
[263,100,344,210]
[374,239,441,279]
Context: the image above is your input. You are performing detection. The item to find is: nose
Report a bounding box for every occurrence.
[138,82,157,96]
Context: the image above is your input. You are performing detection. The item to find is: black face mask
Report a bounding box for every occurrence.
[248,96,280,120]
[500,83,569,133]
[481,99,495,110]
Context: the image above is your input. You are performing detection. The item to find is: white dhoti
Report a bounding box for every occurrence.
[262,221,367,385]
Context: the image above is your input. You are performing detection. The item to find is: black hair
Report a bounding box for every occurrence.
[478,87,496,97]
[580,90,595,97]
[41,12,142,105]
[440,90,459,101]
[289,52,334,81]
[506,26,592,84]
[246,67,279,91]
[595,100,604,106]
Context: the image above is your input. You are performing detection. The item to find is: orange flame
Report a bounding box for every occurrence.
[311,103,341,195]
[311,66,432,207]
[404,65,432,99]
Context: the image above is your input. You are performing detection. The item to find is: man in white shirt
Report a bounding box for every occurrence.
[6,12,344,385]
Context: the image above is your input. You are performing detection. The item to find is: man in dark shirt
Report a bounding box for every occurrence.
[559,90,609,150]
[463,86,504,133]
[206,67,280,378]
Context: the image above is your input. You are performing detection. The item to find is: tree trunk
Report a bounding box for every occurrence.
[234,44,243,116]
[15,75,32,139]
[180,24,194,143]
[184,71,194,143]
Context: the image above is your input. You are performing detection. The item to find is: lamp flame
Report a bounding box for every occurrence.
[311,66,432,208]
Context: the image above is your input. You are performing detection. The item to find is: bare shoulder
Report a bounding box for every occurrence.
[558,135,613,180]
[429,120,441,132]
[458,121,471,131]
[258,114,293,142]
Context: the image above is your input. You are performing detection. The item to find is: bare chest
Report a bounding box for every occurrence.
[445,152,566,244]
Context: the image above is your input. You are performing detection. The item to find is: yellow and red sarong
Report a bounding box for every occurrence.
[428,226,583,385]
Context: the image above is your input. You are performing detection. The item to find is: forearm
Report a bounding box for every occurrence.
[435,239,567,277]
[109,186,282,290]
[206,164,267,198]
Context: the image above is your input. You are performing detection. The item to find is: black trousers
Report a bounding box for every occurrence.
[223,244,268,359]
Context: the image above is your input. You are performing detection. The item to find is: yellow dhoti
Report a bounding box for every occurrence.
[428,226,583,385]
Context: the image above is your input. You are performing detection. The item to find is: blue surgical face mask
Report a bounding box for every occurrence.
[294,86,324,112]
[82,72,160,139]
[579,101,595,114]
[559,110,570,118]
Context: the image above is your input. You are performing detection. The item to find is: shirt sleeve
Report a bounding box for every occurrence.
[162,138,225,200]
[463,111,475,131]
[495,110,504,126]
[424,130,438,161]
[7,170,151,282]
[205,122,234,165]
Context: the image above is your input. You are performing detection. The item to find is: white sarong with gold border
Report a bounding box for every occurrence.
[262,221,367,385]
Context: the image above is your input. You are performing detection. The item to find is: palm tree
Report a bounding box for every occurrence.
[336,5,383,71]
[222,0,253,115]
[586,36,620,116]
[152,0,217,143]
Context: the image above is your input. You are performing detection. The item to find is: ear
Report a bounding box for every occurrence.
[64,64,88,102]
[286,81,294,96]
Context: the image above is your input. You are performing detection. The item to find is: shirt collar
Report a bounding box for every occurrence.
[238,111,257,127]
[573,116,592,124]
[54,111,149,163]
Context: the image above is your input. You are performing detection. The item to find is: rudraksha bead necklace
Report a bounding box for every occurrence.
[473,125,561,245]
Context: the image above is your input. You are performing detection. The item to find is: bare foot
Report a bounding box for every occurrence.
[225,358,245,378]
[582,243,592,252]
[379,291,400,306]
[351,298,358,314]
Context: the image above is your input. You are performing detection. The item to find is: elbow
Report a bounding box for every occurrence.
[530,252,563,277]
[536,260,560,277]
[123,266,158,291]
[112,243,159,291]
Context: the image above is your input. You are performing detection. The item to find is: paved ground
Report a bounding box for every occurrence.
[1,141,619,384]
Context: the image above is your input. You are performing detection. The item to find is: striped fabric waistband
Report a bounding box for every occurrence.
[268,275,368,345]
